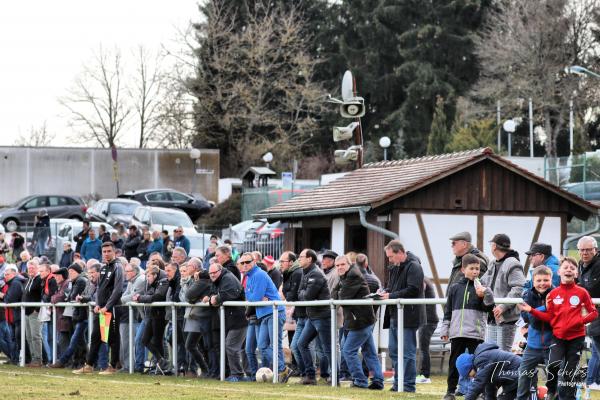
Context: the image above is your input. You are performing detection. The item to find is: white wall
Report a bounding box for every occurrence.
[331,218,345,255]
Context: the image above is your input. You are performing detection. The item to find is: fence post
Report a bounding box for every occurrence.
[129,304,134,374]
[220,305,225,381]
[172,305,178,372]
[88,305,93,344]
[51,304,57,364]
[272,304,278,383]
[330,301,337,387]
[397,303,404,393]
[20,305,25,367]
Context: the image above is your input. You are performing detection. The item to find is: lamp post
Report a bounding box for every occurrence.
[565,65,600,155]
[379,136,391,161]
[189,148,201,194]
[262,152,273,169]
[503,120,516,157]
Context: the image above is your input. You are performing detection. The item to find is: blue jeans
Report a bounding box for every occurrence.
[516,346,553,400]
[59,321,87,365]
[339,328,351,378]
[298,318,332,379]
[315,336,330,378]
[291,317,306,375]
[588,336,600,385]
[0,321,15,360]
[245,321,260,375]
[258,312,286,373]
[134,319,147,370]
[342,324,383,388]
[42,322,52,362]
[389,320,417,392]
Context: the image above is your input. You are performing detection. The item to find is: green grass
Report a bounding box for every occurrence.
[3,365,600,400]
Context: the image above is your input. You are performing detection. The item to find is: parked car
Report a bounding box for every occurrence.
[241,219,270,253]
[255,221,285,259]
[563,181,600,201]
[0,195,87,232]
[222,219,267,252]
[130,206,198,237]
[86,198,141,227]
[118,189,214,221]
[55,221,115,262]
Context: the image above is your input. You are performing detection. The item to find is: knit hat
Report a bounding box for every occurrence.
[263,255,275,266]
[456,352,475,378]
[68,263,83,274]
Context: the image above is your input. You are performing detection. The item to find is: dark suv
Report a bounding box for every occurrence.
[0,195,87,231]
[118,189,214,221]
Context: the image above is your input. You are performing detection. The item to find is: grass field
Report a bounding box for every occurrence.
[4,365,600,400]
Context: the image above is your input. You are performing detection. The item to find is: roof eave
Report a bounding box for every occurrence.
[253,206,368,220]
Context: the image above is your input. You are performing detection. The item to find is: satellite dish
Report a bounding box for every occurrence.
[341,70,354,102]
[503,119,516,133]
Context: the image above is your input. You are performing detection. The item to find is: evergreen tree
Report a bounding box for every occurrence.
[427,96,449,154]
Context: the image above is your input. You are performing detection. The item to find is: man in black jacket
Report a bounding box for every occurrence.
[380,239,424,392]
[280,251,305,375]
[123,225,141,261]
[74,221,91,254]
[205,263,247,382]
[22,260,43,367]
[74,242,124,375]
[334,255,384,390]
[297,248,332,385]
[2,265,24,364]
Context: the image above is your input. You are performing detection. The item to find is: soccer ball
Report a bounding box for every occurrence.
[255,367,274,383]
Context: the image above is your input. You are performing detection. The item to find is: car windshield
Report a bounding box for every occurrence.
[109,202,138,215]
[152,211,193,228]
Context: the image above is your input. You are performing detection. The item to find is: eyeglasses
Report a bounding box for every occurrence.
[174,230,182,233]
[209,271,220,275]
[239,260,253,265]
[279,259,290,263]
[579,248,596,253]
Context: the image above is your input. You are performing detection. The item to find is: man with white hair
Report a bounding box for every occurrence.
[120,263,146,373]
[577,236,600,389]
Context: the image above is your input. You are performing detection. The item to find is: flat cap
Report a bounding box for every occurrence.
[525,242,552,256]
[449,232,472,242]
[322,250,338,260]
[490,233,511,250]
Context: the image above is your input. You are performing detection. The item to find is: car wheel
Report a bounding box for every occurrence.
[4,218,18,232]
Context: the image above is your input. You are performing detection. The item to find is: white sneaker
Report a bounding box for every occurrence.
[588,383,600,391]
[416,374,432,384]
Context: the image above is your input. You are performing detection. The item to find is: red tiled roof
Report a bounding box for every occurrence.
[255,148,598,217]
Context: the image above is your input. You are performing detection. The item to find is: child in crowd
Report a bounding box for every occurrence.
[440,254,492,400]
[519,257,598,400]
[515,265,556,400]
[456,342,521,400]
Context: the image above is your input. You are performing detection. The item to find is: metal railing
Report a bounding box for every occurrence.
[3,297,558,391]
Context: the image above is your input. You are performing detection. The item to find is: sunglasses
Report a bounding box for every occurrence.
[239,260,253,265]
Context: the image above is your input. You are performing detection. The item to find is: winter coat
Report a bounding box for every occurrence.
[51,279,71,332]
[578,252,600,337]
[123,232,141,260]
[81,237,102,262]
[267,267,282,289]
[95,258,124,311]
[448,246,489,291]
[222,259,241,282]
[481,250,525,323]
[423,278,439,325]
[524,254,560,289]
[136,240,152,262]
[520,287,552,349]
[282,262,304,318]
[59,249,74,270]
[166,269,184,321]
[4,275,26,323]
[383,251,425,329]
[334,264,375,330]
[465,342,521,400]
[74,227,90,253]
[148,238,163,256]
[120,272,145,321]
[245,265,284,319]
[137,273,169,320]
[209,268,247,331]
[22,275,43,315]
[69,275,89,323]
[440,277,491,341]
[174,235,190,255]
[185,270,213,319]
[298,263,330,320]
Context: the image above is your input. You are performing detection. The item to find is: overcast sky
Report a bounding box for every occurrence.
[0,0,199,147]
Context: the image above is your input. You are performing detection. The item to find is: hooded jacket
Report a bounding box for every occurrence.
[69,274,89,322]
[298,263,330,320]
[383,251,425,329]
[166,267,183,321]
[334,264,375,330]
[210,268,247,331]
[245,264,284,319]
[441,277,491,341]
[448,246,489,291]
[481,249,525,323]
[96,258,124,311]
[138,270,169,320]
[524,254,560,290]
[465,342,521,400]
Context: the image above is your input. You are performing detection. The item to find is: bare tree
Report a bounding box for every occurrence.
[189,1,326,176]
[129,46,165,148]
[471,0,599,157]
[13,122,56,146]
[59,46,131,148]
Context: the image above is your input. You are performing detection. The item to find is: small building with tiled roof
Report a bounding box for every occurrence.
[255,148,599,295]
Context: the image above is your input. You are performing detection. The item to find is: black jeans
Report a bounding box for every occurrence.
[418,322,437,377]
[86,311,120,368]
[447,337,482,394]
[142,318,167,361]
[547,336,585,400]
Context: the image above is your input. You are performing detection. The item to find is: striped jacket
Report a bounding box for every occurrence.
[440,277,492,340]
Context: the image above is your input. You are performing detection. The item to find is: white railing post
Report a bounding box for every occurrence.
[128,304,134,374]
[51,304,57,364]
[220,305,225,381]
[397,302,404,393]
[88,305,93,344]
[330,301,337,387]
[172,305,177,372]
[20,305,25,367]
[272,304,278,383]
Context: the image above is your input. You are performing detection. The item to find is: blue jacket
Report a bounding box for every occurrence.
[521,288,552,350]
[174,236,190,255]
[148,238,163,255]
[244,264,284,319]
[524,255,560,289]
[466,342,521,400]
[81,238,102,261]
